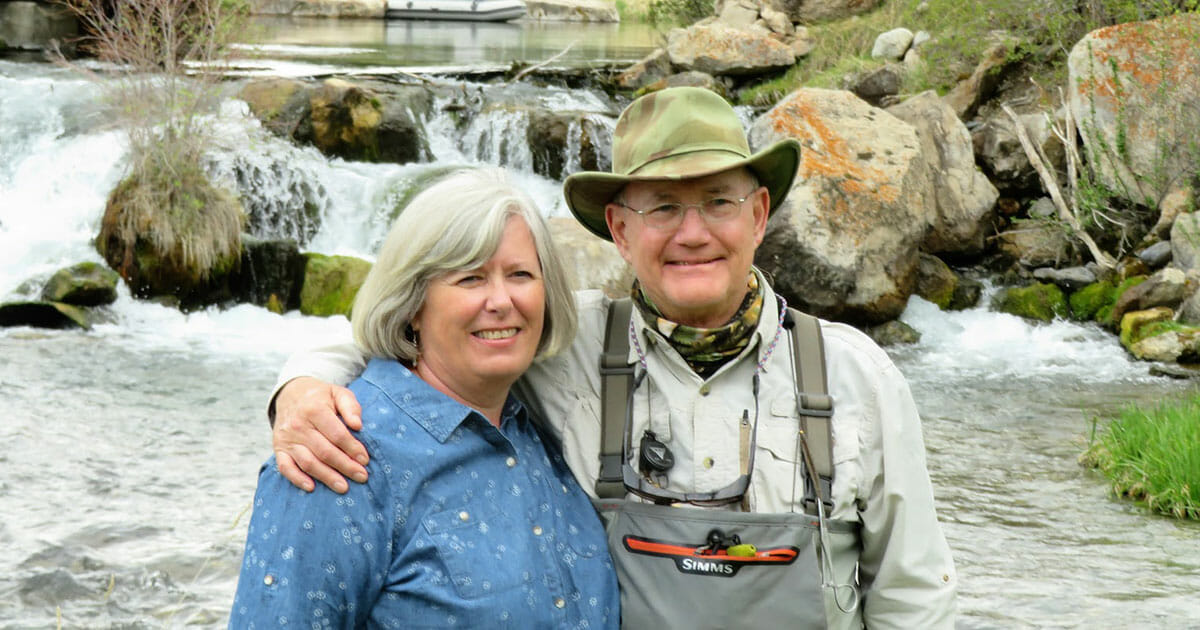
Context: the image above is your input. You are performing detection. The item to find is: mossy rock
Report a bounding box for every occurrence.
[1119,307,1176,353]
[1097,275,1148,329]
[866,319,921,346]
[0,301,91,330]
[41,262,120,306]
[991,282,1068,322]
[915,253,957,309]
[299,253,372,317]
[1069,281,1118,322]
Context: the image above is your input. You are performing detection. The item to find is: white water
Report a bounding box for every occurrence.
[3,57,1199,628]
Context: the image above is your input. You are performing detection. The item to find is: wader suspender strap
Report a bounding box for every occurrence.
[594,299,837,516]
[787,308,835,514]
[596,298,634,499]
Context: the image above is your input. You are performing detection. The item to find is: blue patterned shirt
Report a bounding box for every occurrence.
[231,358,619,629]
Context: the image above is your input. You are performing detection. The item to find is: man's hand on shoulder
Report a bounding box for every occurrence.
[272,377,369,494]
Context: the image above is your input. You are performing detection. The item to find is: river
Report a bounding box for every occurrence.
[1,16,1199,630]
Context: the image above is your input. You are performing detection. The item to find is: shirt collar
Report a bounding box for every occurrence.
[361,358,526,443]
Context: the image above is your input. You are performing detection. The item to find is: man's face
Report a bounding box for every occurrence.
[604,168,769,328]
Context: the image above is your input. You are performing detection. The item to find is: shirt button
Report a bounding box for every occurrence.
[554,597,566,609]
[263,574,275,586]
[458,511,470,522]
[699,383,711,395]
[561,484,569,494]
[532,525,544,536]
[506,456,517,468]
[702,457,714,469]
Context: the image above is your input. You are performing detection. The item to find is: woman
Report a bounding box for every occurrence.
[230,168,619,629]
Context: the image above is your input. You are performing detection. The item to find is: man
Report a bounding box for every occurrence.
[269,87,956,628]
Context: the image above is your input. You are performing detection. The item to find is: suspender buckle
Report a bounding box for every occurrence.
[797,393,834,417]
[803,475,835,513]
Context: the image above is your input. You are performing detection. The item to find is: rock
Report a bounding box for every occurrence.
[1069,280,1119,322]
[749,88,927,325]
[229,238,307,313]
[971,110,1063,196]
[871,28,914,60]
[866,320,921,346]
[943,38,1019,119]
[1149,363,1200,379]
[912,30,931,49]
[1068,14,1200,206]
[887,91,998,255]
[1171,212,1200,271]
[41,262,119,307]
[1149,184,1193,240]
[759,5,792,36]
[763,0,880,22]
[848,63,904,106]
[1032,266,1097,293]
[1110,266,1188,323]
[299,253,372,317]
[1138,241,1173,269]
[991,283,1069,322]
[914,253,957,309]
[1028,197,1056,219]
[790,26,815,57]
[238,78,311,139]
[1119,306,1175,355]
[0,1,78,54]
[996,220,1077,268]
[307,79,398,163]
[667,24,795,77]
[548,218,631,298]
[617,49,673,91]
[95,172,245,308]
[247,0,386,17]
[715,0,759,28]
[0,301,90,330]
[1177,289,1200,326]
[949,276,982,310]
[524,0,619,21]
[525,108,607,180]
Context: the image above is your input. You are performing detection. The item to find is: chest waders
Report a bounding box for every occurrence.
[594,299,861,629]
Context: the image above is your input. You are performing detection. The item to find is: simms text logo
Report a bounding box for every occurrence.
[622,535,800,578]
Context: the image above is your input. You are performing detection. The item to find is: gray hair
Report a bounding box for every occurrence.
[352,167,577,363]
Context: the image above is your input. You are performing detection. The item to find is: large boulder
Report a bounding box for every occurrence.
[749,88,929,325]
[526,109,608,180]
[95,172,245,308]
[41,262,120,307]
[1170,212,1200,272]
[1068,14,1200,207]
[666,24,795,77]
[229,238,308,314]
[887,91,998,255]
[761,0,880,23]
[239,78,432,165]
[991,283,1068,322]
[548,218,631,298]
[995,219,1078,268]
[299,253,372,317]
[943,39,1020,120]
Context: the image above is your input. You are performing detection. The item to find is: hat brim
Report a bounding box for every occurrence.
[563,138,802,242]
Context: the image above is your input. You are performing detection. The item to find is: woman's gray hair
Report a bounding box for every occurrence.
[352,167,577,363]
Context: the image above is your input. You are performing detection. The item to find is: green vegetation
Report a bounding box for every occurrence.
[1082,393,1200,520]
[65,0,249,290]
[735,0,1200,106]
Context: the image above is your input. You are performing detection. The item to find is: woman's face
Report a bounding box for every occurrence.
[411,217,546,398]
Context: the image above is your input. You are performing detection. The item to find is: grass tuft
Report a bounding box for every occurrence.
[1081,393,1200,520]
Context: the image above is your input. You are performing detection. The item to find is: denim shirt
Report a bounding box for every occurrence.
[231,358,619,629]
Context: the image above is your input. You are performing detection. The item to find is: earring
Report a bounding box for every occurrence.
[405,324,421,364]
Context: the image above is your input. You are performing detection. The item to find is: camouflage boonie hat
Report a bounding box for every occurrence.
[563,86,801,241]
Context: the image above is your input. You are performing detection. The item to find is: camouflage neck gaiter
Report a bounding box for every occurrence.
[632,272,764,378]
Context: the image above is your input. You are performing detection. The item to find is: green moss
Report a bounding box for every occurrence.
[992,283,1069,322]
[299,253,373,317]
[1069,281,1118,321]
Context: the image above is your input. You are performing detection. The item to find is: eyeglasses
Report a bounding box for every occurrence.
[617,191,756,230]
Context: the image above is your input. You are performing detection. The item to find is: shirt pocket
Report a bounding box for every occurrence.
[420,500,530,599]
